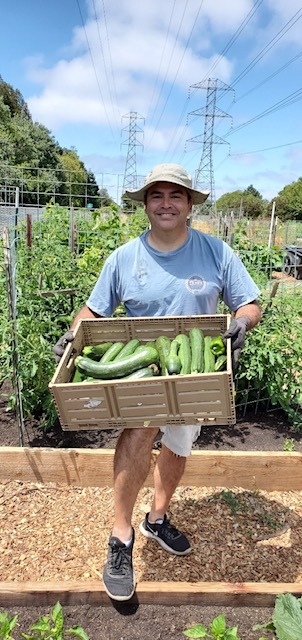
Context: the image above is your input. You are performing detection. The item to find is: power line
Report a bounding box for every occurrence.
[231,8,302,88]
[76,0,115,139]
[147,0,190,132]
[146,0,177,122]
[92,0,120,127]
[231,139,302,155]
[235,49,302,103]
[148,0,205,154]
[227,86,302,136]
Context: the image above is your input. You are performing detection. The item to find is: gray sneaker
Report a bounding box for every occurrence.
[139,513,191,555]
[102,529,136,601]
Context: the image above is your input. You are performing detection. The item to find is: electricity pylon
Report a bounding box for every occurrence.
[122,112,144,195]
[187,78,234,210]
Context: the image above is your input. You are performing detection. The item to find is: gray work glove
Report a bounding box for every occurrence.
[53,330,74,363]
[222,317,250,370]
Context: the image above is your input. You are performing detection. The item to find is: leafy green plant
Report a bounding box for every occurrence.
[283,437,295,452]
[20,601,90,640]
[253,592,302,639]
[236,293,302,428]
[0,611,18,640]
[183,614,240,639]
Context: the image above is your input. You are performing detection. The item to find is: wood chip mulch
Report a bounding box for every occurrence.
[1,481,302,584]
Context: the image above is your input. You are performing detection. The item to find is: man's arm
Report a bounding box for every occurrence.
[223,300,261,369]
[234,300,262,330]
[70,305,102,330]
[53,305,103,362]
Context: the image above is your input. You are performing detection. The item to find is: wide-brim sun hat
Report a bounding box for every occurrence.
[124,163,209,205]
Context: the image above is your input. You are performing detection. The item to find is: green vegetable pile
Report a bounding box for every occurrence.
[71,328,227,383]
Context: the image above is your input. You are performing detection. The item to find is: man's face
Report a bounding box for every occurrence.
[145,182,192,231]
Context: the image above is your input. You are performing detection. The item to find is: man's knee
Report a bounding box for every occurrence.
[117,427,159,451]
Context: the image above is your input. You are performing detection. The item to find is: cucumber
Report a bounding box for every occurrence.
[155,336,171,376]
[204,336,216,373]
[100,341,125,363]
[175,334,191,374]
[82,342,113,360]
[189,327,204,373]
[72,368,85,383]
[165,339,181,375]
[114,338,140,361]
[214,354,227,371]
[124,367,155,379]
[74,345,159,380]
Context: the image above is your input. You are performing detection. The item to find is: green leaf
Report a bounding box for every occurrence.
[183,623,208,638]
[210,614,226,637]
[272,593,302,640]
[66,626,91,640]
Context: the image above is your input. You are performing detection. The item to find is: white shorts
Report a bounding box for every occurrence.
[159,424,201,457]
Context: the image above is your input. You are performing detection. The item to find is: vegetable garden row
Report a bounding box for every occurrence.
[0,203,302,435]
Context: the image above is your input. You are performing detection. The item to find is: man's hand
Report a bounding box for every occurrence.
[222,317,250,370]
[53,331,74,363]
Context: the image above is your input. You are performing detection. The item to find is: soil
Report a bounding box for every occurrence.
[1,386,302,639]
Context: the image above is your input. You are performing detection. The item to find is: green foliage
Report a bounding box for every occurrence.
[216,190,266,218]
[273,177,302,221]
[253,592,302,639]
[0,76,99,206]
[236,293,302,428]
[183,614,240,639]
[232,222,284,287]
[17,601,90,640]
[0,611,18,639]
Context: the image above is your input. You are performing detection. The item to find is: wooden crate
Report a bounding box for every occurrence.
[49,315,236,431]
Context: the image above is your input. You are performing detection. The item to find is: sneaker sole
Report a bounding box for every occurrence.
[102,569,136,602]
[139,522,192,556]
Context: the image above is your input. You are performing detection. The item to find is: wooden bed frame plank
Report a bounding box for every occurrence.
[0,447,302,491]
[0,580,301,608]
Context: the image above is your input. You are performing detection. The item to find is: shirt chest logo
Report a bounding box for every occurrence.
[185,274,205,294]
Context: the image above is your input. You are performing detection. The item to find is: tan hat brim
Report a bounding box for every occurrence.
[124,180,209,205]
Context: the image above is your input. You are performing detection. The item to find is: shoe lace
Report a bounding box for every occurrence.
[160,518,181,540]
[108,542,131,575]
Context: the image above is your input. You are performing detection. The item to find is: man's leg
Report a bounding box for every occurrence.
[112,427,159,540]
[140,428,196,556]
[102,426,158,601]
[149,443,186,520]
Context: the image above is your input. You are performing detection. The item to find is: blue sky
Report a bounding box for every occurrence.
[1,0,302,203]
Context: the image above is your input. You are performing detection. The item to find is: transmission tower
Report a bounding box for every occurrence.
[121,112,144,194]
[187,78,234,209]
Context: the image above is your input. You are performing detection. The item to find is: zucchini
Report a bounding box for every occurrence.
[204,336,216,372]
[100,341,125,363]
[82,342,113,360]
[114,338,140,361]
[189,328,204,373]
[155,336,171,376]
[74,345,159,380]
[165,339,181,375]
[175,334,191,374]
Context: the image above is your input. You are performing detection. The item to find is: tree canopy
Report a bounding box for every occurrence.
[216,187,267,218]
[0,79,100,207]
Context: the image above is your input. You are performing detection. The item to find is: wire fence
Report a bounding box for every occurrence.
[1,194,302,438]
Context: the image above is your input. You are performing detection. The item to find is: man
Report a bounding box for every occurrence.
[54,163,261,602]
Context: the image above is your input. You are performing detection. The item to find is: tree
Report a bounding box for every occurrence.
[244,184,262,199]
[0,76,31,120]
[273,177,302,221]
[216,189,266,218]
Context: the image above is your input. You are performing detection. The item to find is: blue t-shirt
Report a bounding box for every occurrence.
[86,228,260,317]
